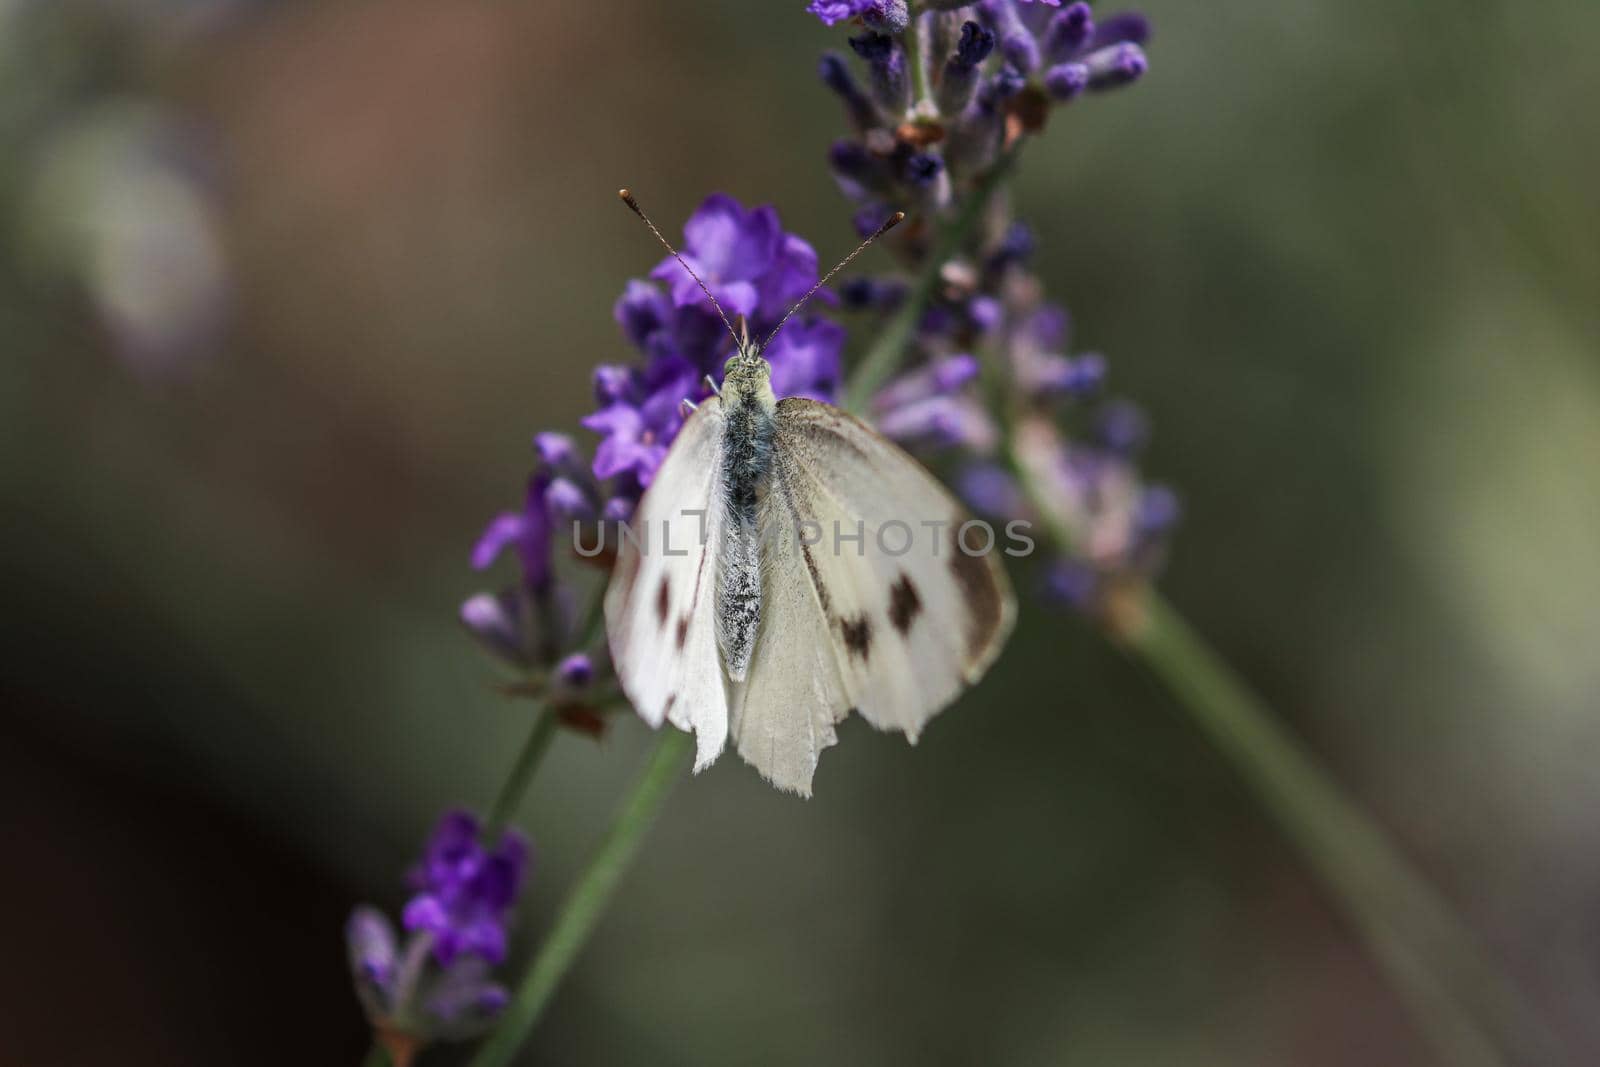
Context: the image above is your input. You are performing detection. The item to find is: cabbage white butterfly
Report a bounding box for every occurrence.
[605,190,1015,795]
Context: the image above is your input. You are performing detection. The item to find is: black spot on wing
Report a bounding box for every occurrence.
[655,575,671,627]
[948,521,1004,659]
[887,571,923,635]
[840,613,873,661]
[675,615,691,650]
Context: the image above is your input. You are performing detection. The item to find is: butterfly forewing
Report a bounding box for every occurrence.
[603,399,730,771]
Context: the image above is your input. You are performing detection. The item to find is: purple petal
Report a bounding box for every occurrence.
[756,233,822,317]
[580,402,644,441]
[403,894,450,937]
[766,318,845,402]
[471,513,529,570]
[681,195,780,283]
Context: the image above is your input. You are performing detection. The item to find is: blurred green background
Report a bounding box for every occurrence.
[3,1,1599,1064]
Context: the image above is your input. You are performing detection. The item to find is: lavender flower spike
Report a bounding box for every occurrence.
[347,810,531,1054]
[403,810,530,967]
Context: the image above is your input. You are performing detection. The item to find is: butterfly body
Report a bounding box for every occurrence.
[715,352,778,682]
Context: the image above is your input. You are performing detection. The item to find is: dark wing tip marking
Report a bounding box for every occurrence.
[664,693,677,720]
[675,615,691,650]
[655,576,671,626]
[887,571,923,635]
[840,613,873,661]
[948,522,1004,660]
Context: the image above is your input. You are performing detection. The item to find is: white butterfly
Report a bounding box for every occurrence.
[604,191,1015,796]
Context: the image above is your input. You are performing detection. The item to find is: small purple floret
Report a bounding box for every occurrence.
[403,810,529,968]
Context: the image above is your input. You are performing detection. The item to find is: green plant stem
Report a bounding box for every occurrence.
[907,17,934,113]
[486,701,558,836]
[843,149,1019,413]
[468,729,694,1067]
[1125,595,1561,1067]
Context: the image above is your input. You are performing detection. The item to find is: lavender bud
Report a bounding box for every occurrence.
[592,365,633,406]
[981,65,1028,107]
[555,652,595,688]
[544,477,594,522]
[841,276,908,311]
[1042,3,1093,61]
[936,22,995,116]
[1021,351,1105,397]
[460,590,530,667]
[1001,31,1040,73]
[613,280,666,347]
[601,495,635,523]
[1044,62,1089,100]
[533,432,580,469]
[852,201,898,237]
[901,150,944,188]
[1096,399,1149,454]
[829,140,889,199]
[1090,12,1152,49]
[877,395,999,453]
[988,221,1036,270]
[861,0,910,34]
[346,906,400,1017]
[1064,352,1107,396]
[1135,485,1181,537]
[1085,43,1147,90]
[967,294,1004,333]
[874,355,978,409]
[958,462,1027,518]
[978,0,1040,72]
[849,32,912,114]
[1045,557,1100,609]
[818,51,879,131]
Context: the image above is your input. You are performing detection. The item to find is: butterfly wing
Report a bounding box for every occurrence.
[604,399,730,771]
[730,397,1016,795]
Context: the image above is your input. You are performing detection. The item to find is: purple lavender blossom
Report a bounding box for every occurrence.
[403,810,530,967]
[346,811,526,1047]
[593,194,845,490]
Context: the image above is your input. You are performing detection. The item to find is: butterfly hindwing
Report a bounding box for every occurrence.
[729,397,1017,794]
[603,399,730,771]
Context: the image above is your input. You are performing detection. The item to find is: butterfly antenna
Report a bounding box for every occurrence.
[761,210,906,350]
[618,188,741,346]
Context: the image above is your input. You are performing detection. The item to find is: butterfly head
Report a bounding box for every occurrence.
[722,343,773,406]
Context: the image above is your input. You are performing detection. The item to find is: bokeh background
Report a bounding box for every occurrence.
[4,1,1599,1064]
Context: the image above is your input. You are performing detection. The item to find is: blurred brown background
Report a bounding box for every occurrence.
[3,0,1599,1064]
